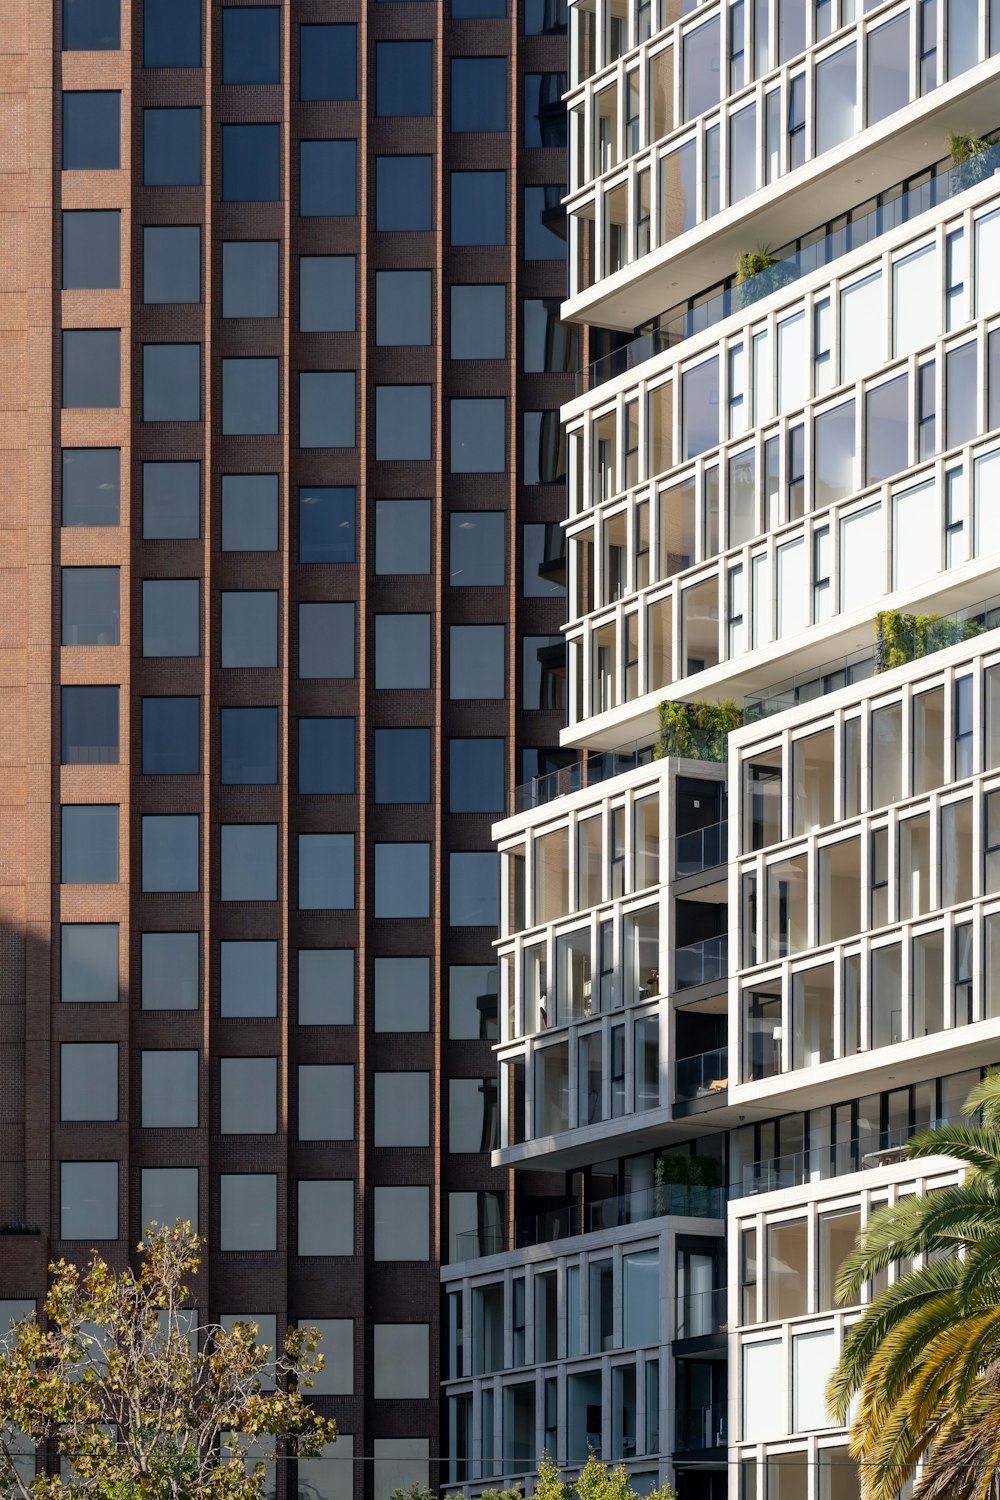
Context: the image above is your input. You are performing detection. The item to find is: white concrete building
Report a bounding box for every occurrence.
[442,4,1000,1496]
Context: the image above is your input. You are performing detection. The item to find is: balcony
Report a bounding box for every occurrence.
[745,589,1000,722]
[675,819,727,876]
[736,1115,959,1197]
[674,1286,728,1342]
[674,1403,728,1453]
[509,734,656,814]
[675,934,728,990]
[587,1181,724,1229]
[575,139,1000,394]
[675,1047,729,1104]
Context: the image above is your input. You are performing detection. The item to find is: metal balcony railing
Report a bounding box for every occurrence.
[674,934,728,989]
[675,819,727,875]
[675,1047,729,1103]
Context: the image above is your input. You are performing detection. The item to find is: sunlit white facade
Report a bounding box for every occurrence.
[441,2,1000,1497]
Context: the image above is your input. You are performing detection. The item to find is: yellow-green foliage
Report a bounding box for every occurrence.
[655,699,743,762]
[0,1223,334,1500]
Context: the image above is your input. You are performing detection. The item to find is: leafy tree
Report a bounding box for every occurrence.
[0,1223,334,1500]
[827,1072,1000,1500]
[388,1452,676,1500]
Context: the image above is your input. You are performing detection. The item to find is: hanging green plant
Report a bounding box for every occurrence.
[735,248,778,284]
[874,609,984,673]
[654,699,743,761]
[949,130,995,188]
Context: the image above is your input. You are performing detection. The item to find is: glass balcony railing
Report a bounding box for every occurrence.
[453,1179,723,1261]
[577,140,1000,395]
[675,1047,729,1103]
[673,1403,728,1452]
[586,1181,724,1228]
[674,934,728,989]
[737,1116,959,1197]
[510,735,657,815]
[745,589,1000,721]
[675,819,727,875]
[674,1286,728,1341]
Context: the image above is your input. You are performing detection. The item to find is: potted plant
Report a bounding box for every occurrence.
[949,130,995,190]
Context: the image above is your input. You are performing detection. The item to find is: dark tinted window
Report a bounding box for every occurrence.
[375,387,432,461]
[62,448,120,527]
[62,686,119,765]
[63,210,120,289]
[142,697,200,775]
[298,602,355,679]
[374,615,431,689]
[62,923,119,1004]
[142,461,200,539]
[222,241,278,317]
[223,123,279,201]
[376,42,433,115]
[451,285,505,359]
[62,567,119,645]
[450,397,505,472]
[222,474,278,551]
[143,344,201,422]
[524,184,567,259]
[450,511,505,585]
[450,624,505,698]
[374,500,431,575]
[451,171,506,245]
[300,256,355,332]
[299,718,355,794]
[62,806,119,884]
[300,23,356,99]
[524,0,567,31]
[523,409,566,484]
[63,330,119,409]
[523,634,566,709]
[449,852,499,926]
[220,592,278,668]
[376,270,432,346]
[143,108,201,185]
[451,58,507,131]
[300,140,356,216]
[142,579,200,657]
[221,706,279,784]
[62,91,119,168]
[376,157,432,230]
[299,486,356,563]
[523,521,566,596]
[524,73,568,146]
[64,0,120,49]
[143,0,201,65]
[452,0,505,14]
[299,371,355,448]
[450,738,505,812]
[523,298,578,372]
[375,728,431,803]
[221,357,279,435]
[143,225,200,303]
[222,7,280,83]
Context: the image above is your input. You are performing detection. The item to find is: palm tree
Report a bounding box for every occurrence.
[827,1072,1000,1500]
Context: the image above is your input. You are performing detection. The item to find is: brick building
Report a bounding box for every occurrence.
[0,1,575,1495]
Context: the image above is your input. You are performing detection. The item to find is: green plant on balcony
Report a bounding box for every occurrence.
[735,247,778,283]
[653,1151,721,1215]
[949,130,995,188]
[655,699,743,761]
[874,610,984,673]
